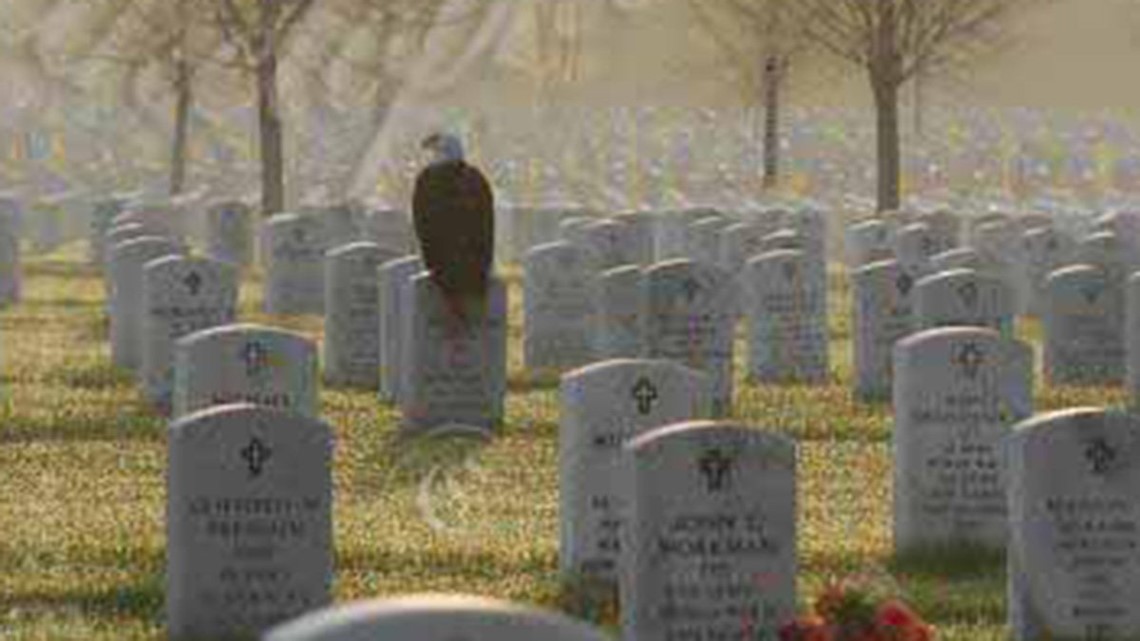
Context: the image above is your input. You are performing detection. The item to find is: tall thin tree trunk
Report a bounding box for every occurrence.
[873,79,901,212]
[761,54,782,191]
[256,0,285,216]
[169,58,193,196]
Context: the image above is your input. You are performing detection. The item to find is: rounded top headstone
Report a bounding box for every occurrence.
[263,594,612,641]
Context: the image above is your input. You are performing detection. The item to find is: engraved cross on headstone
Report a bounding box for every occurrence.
[1085,437,1116,476]
[631,377,658,415]
[183,270,202,296]
[241,436,272,478]
[954,342,985,379]
[698,448,733,492]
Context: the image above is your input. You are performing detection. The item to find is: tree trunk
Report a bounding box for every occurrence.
[169,58,193,196]
[912,68,924,139]
[256,0,285,216]
[761,54,782,191]
[873,79,902,212]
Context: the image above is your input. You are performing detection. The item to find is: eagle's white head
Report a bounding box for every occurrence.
[421,132,464,165]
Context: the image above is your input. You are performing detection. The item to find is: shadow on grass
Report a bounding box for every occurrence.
[0,406,165,444]
[0,580,163,627]
[887,545,1006,626]
[507,371,562,393]
[50,361,133,391]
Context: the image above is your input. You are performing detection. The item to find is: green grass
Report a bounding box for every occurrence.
[0,244,1126,640]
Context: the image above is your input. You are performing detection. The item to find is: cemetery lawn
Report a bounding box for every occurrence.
[0,248,1126,640]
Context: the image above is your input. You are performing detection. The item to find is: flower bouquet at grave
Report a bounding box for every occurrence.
[778,578,934,641]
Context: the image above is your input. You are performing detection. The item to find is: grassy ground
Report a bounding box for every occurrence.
[0,245,1128,640]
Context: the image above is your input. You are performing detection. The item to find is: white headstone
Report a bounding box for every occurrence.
[591,265,647,360]
[206,201,254,267]
[929,247,981,274]
[523,242,597,372]
[894,223,938,279]
[1008,408,1140,640]
[1044,265,1124,386]
[166,404,333,640]
[914,268,1014,336]
[852,260,916,401]
[844,219,894,268]
[622,422,797,641]
[893,327,1033,553]
[1127,273,1140,409]
[142,256,238,412]
[109,236,184,370]
[744,250,828,384]
[378,255,423,404]
[264,595,612,641]
[173,324,319,419]
[644,259,738,417]
[264,214,328,315]
[1022,226,1074,317]
[560,359,713,583]
[399,274,507,433]
[322,242,402,389]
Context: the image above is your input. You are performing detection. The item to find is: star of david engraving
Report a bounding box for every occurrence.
[896,272,913,296]
[1081,284,1102,305]
[241,436,272,478]
[1085,437,1116,476]
[183,270,202,296]
[242,341,270,377]
[957,282,979,308]
[631,377,659,415]
[954,342,985,379]
[698,448,734,492]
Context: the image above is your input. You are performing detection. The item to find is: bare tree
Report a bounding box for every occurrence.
[793,0,1044,211]
[89,0,230,196]
[689,0,803,192]
[210,0,318,215]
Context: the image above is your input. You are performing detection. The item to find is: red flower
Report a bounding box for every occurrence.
[875,599,920,628]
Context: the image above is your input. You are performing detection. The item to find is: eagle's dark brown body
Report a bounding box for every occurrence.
[412,159,495,321]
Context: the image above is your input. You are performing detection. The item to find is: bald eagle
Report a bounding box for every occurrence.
[413,133,495,324]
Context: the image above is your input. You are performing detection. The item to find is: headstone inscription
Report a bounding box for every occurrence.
[166,404,333,640]
[173,324,319,419]
[1008,408,1140,641]
[893,327,1033,553]
[560,359,713,583]
[621,421,797,641]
